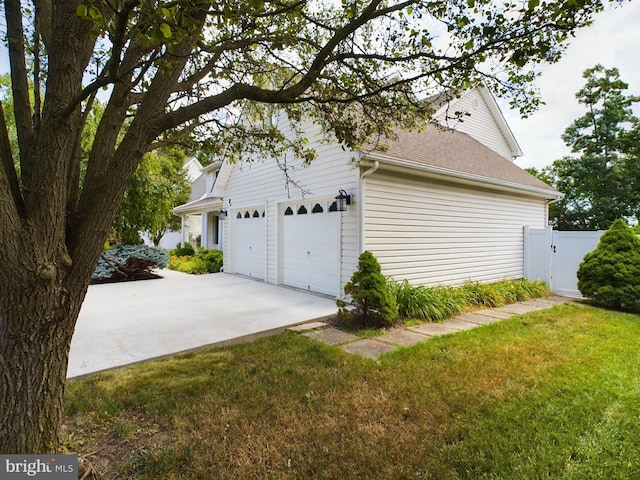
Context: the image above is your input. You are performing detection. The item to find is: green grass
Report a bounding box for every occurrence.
[65,303,640,479]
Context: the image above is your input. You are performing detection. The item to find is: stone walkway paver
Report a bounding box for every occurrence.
[341,339,397,359]
[377,329,429,347]
[289,296,573,360]
[303,327,358,345]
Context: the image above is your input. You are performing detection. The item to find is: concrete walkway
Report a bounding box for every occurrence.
[68,270,336,378]
[290,296,572,360]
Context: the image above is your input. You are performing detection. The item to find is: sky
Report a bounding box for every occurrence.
[498,1,640,170]
[0,1,637,171]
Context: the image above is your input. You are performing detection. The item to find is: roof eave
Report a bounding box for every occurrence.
[478,86,523,159]
[173,196,223,215]
[362,152,561,200]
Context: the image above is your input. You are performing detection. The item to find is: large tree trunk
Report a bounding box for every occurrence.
[0,236,90,453]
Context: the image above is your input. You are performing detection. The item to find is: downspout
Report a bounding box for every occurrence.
[359,160,380,254]
[545,195,563,226]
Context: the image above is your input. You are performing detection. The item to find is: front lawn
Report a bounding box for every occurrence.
[65,302,640,479]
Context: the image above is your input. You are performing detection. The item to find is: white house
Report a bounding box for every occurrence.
[174,87,560,297]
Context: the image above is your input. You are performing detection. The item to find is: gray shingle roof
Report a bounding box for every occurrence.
[365,124,556,196]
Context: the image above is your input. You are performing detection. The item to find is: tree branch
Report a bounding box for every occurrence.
[4,0,35,185]
[0,102,24,218]
[162,0,389,130]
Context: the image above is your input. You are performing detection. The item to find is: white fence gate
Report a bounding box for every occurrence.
[524,227,604,296]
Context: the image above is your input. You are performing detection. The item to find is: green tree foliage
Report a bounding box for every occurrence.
[577,219,640,310]
[113,148,191,245]
[542,65,640,230]
[1,79,190,246]
[0,0,626,455]
[338,251,398,327]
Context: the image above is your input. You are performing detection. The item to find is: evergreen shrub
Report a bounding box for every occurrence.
[170,242,195,257]
[337,251,398,328]
[92,245,169,283]
[577,219,640,310]
[168,249,223,274]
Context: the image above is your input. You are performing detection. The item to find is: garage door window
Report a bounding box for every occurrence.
[312,203,323,213]
[297,205,308,214]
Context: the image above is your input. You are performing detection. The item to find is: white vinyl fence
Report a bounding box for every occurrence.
[524,227,605,297]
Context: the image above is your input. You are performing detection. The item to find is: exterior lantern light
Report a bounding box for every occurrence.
[335,189,351,212]
[218,209,227,218]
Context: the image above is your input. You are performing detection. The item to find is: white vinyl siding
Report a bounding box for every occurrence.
[436,89,514,160]
[363,170,547,286]
[222,118,359,296]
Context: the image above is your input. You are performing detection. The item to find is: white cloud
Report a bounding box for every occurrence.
[502,1,640,170]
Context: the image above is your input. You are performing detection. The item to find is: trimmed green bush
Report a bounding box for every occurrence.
[577,219,640,310]
[168,248,223,274]
[338,251,398,328]
[170,242,195,257]
[199,249,223,272]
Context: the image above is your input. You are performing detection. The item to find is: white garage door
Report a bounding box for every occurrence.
[233,208,266,280]
[281,201,340,296]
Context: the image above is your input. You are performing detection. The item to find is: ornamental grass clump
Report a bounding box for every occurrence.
[577,219,640,310]
[388,279,466,322]
[387,277,549,324]
[337,251,398,328]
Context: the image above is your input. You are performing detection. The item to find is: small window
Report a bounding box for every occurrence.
[329,201,338,212]
[252,210,260,218]
[236,212,242,219]
[297,205,308,215]
[244,211,250,218]
[312,203,324,214]
[284,207,294,216]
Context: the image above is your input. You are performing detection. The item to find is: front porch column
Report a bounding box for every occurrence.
[181,215,187,246]
[201,213,209,249]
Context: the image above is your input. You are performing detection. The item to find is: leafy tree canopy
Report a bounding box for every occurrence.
[0,0,627,455]
[542,64,640,230]
[113,147,191,245]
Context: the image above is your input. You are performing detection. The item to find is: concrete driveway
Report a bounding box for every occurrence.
[68,270,336,378]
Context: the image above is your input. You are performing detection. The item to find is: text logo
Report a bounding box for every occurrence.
[0,455,77,479]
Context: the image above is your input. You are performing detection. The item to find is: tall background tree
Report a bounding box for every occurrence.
[0,0,624,454]
[542,65,640,230]
[112,147,191,245]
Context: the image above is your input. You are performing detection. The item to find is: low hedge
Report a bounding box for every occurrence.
[168,248,223,274]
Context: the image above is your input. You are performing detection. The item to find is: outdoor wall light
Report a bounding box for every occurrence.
[218,209,227,218]
[335,189,351,212]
